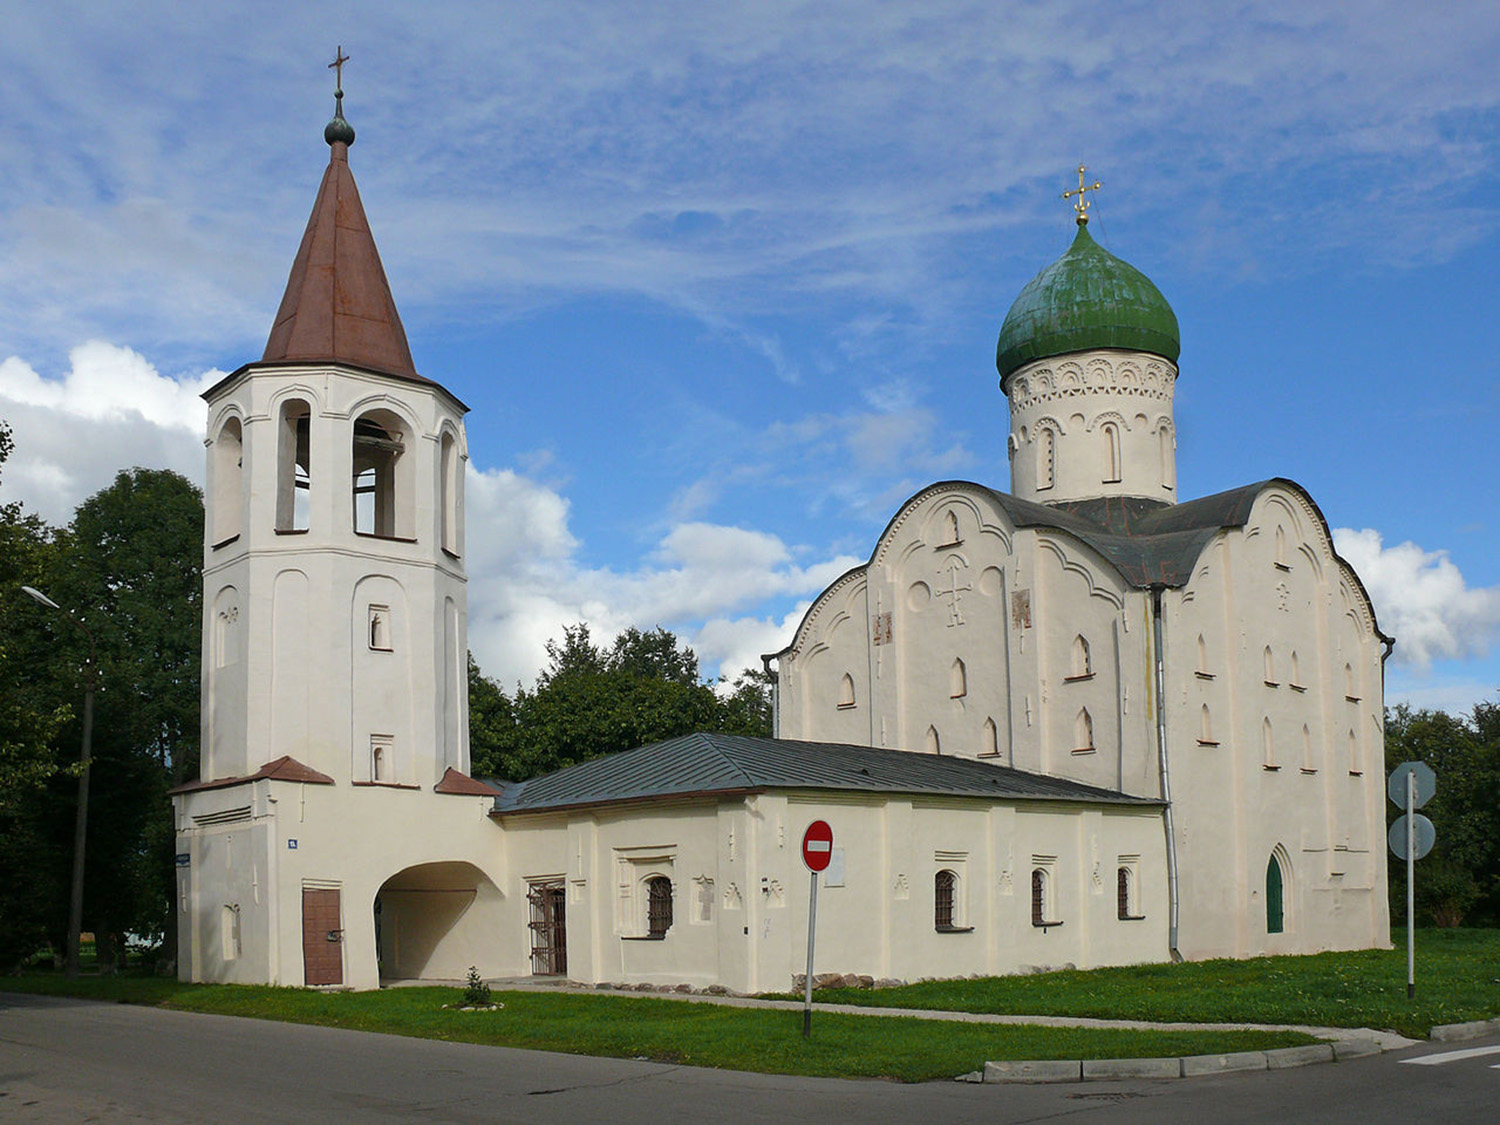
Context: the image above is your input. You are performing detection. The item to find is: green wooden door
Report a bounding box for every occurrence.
[1266,855,1284,934]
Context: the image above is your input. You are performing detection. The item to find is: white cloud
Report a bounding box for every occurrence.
[450,464,863,690]
[1334,527,1500,670]
[0,343,215,521]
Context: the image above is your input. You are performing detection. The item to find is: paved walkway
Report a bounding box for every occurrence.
[390,975,1418,1051]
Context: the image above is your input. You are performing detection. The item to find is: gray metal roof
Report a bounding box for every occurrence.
[490,732,1162,816]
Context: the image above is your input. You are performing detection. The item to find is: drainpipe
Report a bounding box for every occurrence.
[761,655,780,739]
[1150,585,1183,962]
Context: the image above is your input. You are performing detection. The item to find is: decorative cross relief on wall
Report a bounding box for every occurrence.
[892,873,910,900]
[937,556,972,627]
[1275,581,1290,612]
[1011,589,1032,629]
[998,869,1013,895]
[722,882,743,911]
[872,611,893,646]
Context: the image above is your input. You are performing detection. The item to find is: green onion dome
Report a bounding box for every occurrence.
[997,222,1179,390]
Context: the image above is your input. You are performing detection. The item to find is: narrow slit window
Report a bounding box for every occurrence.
[950,657,967,698]
[1074,708,1094,752]
[1037,428,1055,491]
[1102,421,1121,483]
[1264,646,1277,685]
[982,717,999,757]
[1070,634,1092,678]
[1262,717,1276,769]
[837,672,856,709]
[926,725,941,755]
[1116,868,1132,920]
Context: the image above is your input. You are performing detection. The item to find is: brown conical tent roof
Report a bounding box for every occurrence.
[261,138,419,381]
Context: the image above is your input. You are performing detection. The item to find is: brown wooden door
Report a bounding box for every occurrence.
[527,881,566,976]
[302,887,344,986]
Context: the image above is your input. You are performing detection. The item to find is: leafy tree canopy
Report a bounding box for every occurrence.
[470,624,771,782]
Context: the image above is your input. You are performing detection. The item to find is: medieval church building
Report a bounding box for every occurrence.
[172,92,1391,992]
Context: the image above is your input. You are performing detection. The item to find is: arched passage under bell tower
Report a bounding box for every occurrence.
[373,861,505,983]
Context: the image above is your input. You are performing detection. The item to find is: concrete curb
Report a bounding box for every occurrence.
[1429,1017,1500,1042]
[978,1035,1388,1084]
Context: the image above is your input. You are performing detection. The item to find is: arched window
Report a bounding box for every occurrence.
[1116,867,1133,920]
[950,657,967,698]
[1263,717,1276,768]
[1290,650,1301,688]
[1075,708,1094,752]
[1263,646,1276,685]
[440,429,459,555]
[1266,853,1285,934]
[1195,634,1210,677]
[1159,424,1175,490]
[212,417,243,545]
[1275,525,1288,568]
[982,717,999,757]
[941,508,960,545]
[1199,704,1214,744]
[646,876,673,938]
[1031,868,1048,926]
[837,673,856,709]
[1301,724,1314,771]
[1102,421,1121,483]
[1348,729,1361,775]
[276,399,312,532]
[1070,635,1092,678]
[934,870,957,930]
[1345,663,1359,700]
[925,725,940,755]
[353,409,414,539]
[1037,428,1055,491]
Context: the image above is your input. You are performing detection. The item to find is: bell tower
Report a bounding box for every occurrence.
[197,74,470,791]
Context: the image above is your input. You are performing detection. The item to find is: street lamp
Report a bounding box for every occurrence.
[22,585,97,979]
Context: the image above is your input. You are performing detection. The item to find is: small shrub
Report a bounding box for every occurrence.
[462,966,492,1008]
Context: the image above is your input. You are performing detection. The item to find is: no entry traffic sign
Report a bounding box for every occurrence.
[802,820,834,872]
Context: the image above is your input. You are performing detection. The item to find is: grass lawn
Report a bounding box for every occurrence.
[1,975,1311,1083]
[805,928,1500,1039]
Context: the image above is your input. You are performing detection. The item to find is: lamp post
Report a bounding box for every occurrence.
[22,585,97,979]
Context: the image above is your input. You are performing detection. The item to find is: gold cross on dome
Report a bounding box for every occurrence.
[329,46,350,91]
[1063,164,1103,224]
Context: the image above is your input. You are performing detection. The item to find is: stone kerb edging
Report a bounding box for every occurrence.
[1429,1016,1500,1042]
[966,1037,1385,1084]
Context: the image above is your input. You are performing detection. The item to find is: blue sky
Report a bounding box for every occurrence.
[0,1,1496,714]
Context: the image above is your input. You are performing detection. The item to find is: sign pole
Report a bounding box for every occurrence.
[1407,770,1416,1000]
[803,870,818,1038]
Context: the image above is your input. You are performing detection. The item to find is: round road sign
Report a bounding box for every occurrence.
[802,820,834,873]
[1388,813,1436,861]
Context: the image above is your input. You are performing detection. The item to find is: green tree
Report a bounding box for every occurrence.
[34,468,204,966]
[0,419,71,969]
[1385,702,1500,927]
[468,625,774,783]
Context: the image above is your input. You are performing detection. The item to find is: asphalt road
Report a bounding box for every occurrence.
[2,992,1498,1123]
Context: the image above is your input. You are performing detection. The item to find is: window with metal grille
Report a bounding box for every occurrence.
[646,876,673,938]
[1031,868,1046,926]
[1117,867,1131,920]
[934,870,956,930]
